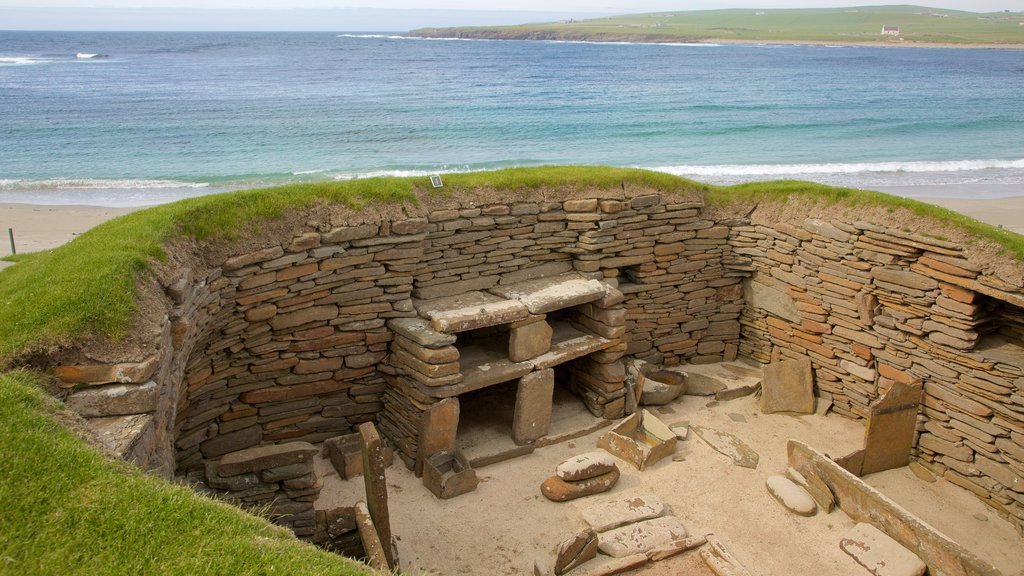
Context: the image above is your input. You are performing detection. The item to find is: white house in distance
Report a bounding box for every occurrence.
[881,25,900,36]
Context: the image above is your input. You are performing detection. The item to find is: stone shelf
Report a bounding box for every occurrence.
[410,339,533,399]
[489,272,608,314]
[414,291,529,334]
[531,322,613,370]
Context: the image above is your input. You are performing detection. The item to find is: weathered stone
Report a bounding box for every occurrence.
[785,466,835,513]
[597,516,689,558]
[557,451,618,482]
[387,317,457,349]
[65,381,159,417]
[765,475,817,516]
[269,305,337,331]
[861,380,922,475]
[510,319,553,362]
[638,368,687,406]
[354,501,389,571]
[871,267,938,291]
[541,468,620,502]
[360,422,394,567]
[840,523,926,576]
[413,275,499,301]
[417,397,459,475]
[700,536,754,576]
[491,273,607,314]
[418,290,529,333]
[554,529,598,575]
[761,357,815,414]
[56,356,159,387]
[324,433,393,479]
[646,536,707,562]
[513,369,555,445]
[581,493,666,532]
[788,440,1001,576]
[598,411,676,471]
[691,425,759,469]
[218,441,317,476]
[201,425,263,459]
[743,279,800,323]
[423,450,478,499]
[204,462,261,491]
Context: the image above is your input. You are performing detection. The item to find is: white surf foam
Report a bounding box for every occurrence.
[650,158,1024,178]
[0,178,210,191]
[75,53,98,59]
[0,56,54,66]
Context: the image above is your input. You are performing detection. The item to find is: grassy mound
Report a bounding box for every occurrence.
[0,370,376,576]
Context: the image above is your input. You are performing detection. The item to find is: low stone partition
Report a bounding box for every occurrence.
[201,442,320,537]
[47,181,1024,533]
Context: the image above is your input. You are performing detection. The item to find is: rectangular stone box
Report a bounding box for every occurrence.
[423,450,479,499]
[323,433,393,480]
[597,410,676,471]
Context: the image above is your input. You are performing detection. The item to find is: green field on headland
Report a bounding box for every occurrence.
[411,5,1024,46]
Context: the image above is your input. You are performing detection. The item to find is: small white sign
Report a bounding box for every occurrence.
[430,175,443,188]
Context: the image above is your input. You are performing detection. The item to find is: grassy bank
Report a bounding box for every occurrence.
[0,370,376,576]
[411,5,1024,46]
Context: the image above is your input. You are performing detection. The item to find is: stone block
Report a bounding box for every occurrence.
[491,272,608,314]
[324,433,393,479]
[217,441,317,476]
[691,425,759,469]
[201,425,263,460]
[597,410,676,471]
[840,523,926,576]
[513,369,555,445]
[861,380,923,475]
[359,422,394,567]
[65,381,159,417]
[354,501,390,571]
[423,450,478,499]
[554,529,599,575]
[760,357,815,414]
[541,468,619,502]
[510,319,553,362]
[597,516,688,558]
[417,398,459,475]
[556,451,617,482]
[765,475,817,516]
[418,290,529,333]
[743,278,800,323]
[581,493,666,532]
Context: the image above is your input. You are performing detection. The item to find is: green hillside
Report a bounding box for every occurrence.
[411,5,1024,46]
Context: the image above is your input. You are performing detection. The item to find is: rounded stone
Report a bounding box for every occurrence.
[556,451,618,482]
[766,475,817,517]
[639,369,687,406]
[541,468,620,502]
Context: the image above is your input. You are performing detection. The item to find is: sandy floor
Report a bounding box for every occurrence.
[315,387,1023,576]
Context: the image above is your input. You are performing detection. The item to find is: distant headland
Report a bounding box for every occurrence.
[410,5,1024,49]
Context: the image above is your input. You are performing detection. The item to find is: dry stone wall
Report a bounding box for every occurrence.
[52,186,1024,533]
[728,216,1024,531]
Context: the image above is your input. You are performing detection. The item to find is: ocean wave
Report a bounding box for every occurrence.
[0,178,210,191]
[0,56,55,66]
[650,158,1024,177]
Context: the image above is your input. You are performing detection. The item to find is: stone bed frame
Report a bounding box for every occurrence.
[51,186,1024,539]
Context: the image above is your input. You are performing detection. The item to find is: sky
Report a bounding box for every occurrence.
[1,1,1020,31]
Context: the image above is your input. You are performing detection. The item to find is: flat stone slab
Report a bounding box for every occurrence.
[541,468,620,502]
[680,361,762,397]
[458,343,534,392]
[597,516,689,558]
[766,475,817,516]
[387,317,456,348]
[761,357,814,414]
[529,322,613,370]
[491,272,608,314]
[218,441,318,476]
[416,291,529,333]
[581,493,666,532]
[554,529,599,575]
[557,451,618,482]
[691,425,759,469]
[840,523,926,576]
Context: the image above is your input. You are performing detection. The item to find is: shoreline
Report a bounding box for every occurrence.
[408,31,1024,51]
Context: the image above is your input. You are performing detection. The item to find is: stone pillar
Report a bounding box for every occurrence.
[359,422,395,568]
[513,369,555,445]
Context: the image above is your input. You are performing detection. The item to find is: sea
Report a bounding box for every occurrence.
[1,31,1023,207]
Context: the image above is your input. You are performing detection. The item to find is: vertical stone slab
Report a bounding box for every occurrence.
[760,357,815,414]
[860,379,923,475]
[354,501,389,571]
[359,422,394,568]
[416,397,459,477]
[509,318,553,362]
[513,369,555,445]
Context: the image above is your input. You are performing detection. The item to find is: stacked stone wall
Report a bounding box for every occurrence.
[51,187,1024,533]
[729,216,1024,531]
